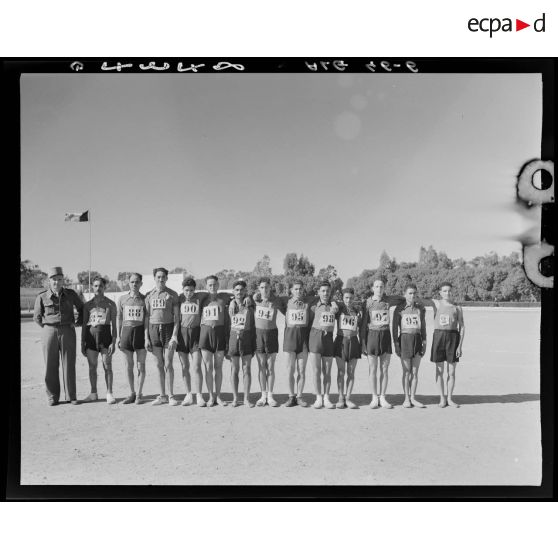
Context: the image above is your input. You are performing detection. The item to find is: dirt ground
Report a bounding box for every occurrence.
[19,307,541,485]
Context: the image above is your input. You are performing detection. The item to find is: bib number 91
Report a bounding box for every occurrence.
[203,306,219,320]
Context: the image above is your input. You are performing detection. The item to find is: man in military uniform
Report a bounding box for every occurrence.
[33,267,84,406]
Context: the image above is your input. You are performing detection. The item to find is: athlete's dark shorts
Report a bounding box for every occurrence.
[120,325,145,352]
[283,326,309,354]
[228,330,255,357]
[149,322,175,349]
[177,326,200,354]
[84,325,112,352]
[365,329,392,356]
[255,328,279,354]
[308,328,334,357]
[199,324,227,353]
[334,335,361,361]
[430,330,460,363]
[399,332,424,359]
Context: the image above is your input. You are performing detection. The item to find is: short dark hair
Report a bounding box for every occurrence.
[206,275,219,283]
[404,283,418,293]
[182,277,196,288]
[371,275,386,286]
[92,276,107,286]
[342,287,355,295]
[439,281,453,290]
[129,272,142,282]
[259,277,271,286]
[290,279,304,289]
[153,267,168,277]
[233,280,247,289]
[319,281,331,289]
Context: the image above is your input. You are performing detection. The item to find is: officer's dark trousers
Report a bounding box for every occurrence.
[42,324,77,402]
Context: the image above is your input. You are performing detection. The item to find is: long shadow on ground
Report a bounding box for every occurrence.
[348,393,540,406]
[137,393,540,407]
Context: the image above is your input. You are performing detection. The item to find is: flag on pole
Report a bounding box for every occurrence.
[64,210,89,222]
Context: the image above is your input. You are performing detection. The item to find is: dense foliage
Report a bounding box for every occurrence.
[21,246,540,302]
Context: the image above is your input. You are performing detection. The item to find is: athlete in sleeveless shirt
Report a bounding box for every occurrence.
[145,267,180,406]
[252,277,282,407]
[334,288,362,409]
[308,281,340,409]
[360,278,404,409]
[176,277,206,407]
[421,281,465,407]
[228,280,256,407]
[117,273,147,404]
[81,276,118,404]
[392,283,427,408]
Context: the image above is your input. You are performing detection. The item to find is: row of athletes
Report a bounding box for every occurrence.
[33,266,465,409]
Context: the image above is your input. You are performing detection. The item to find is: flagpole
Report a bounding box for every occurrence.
[89,209,91,295]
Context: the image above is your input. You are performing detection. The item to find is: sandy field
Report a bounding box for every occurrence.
[19,307,541,485]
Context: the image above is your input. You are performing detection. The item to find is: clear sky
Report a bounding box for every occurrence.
[21,72,542,282]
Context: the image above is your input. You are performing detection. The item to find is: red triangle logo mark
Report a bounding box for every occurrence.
[516,19,530,31]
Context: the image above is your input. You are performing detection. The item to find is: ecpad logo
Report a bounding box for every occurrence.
[468,13,546,37]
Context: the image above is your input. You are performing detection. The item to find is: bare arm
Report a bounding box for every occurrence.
[168,299,180,350]
[420,305,427,354]
[360,302,369,352]
[392,306,401,354]
[109,302,117,355]
[81,305,89,355]
[116,298,123,341]
[456,306,465,357]
[144,297,152,351]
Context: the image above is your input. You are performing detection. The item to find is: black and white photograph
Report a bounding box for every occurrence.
[14,58,553,491]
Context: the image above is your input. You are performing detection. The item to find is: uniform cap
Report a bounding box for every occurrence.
[49,266,64,278]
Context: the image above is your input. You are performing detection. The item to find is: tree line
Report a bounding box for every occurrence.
[21,246,540,302]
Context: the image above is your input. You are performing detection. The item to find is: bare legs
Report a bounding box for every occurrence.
[335,357,358,409]
[86,348,114,402]
[367,354,392,408]
[436,361,459,408]
[123,348,146,400]
[230,355,254,407]
[401,355,425,408]
[178,350,204,405]
[151,346,176,400]
[256,352,278,406]
[310,353,333,408]
[201,349,226,406]
[286,350,308,401]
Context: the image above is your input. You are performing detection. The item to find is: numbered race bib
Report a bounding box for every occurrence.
[439,314,450,326]
[371,310,389,326]
[181,302,199,316]
[151,297,166,310]
[124,305,143,322]
[203,305,220,320]
[319,311,335,327]
[340,314,357,331]
[402,314,420,328]
[288,309,307,326]
[255,305,274,321]
[89,308,107,326]
[231,313,246,329]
